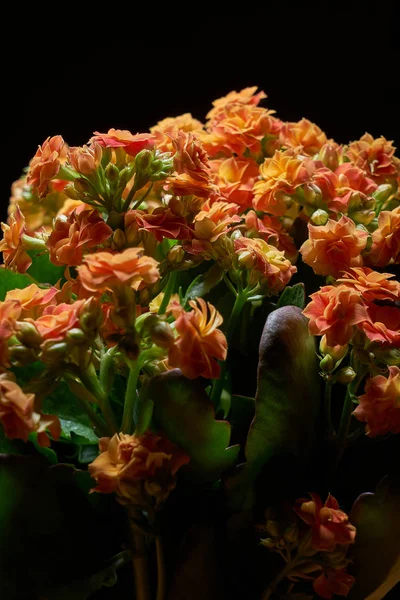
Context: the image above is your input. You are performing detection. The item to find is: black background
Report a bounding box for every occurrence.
[1,1,399,222]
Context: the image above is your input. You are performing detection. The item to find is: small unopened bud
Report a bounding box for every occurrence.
[66,328,86,343]
[41,341,69,364]
[237,250,255,270]
[135,149,153,173]
[303,183,322,206]
[319,143,339,171]
[107,211,125,230]
[260,537,276,549]
[283,522,299,545]
[16,322,42,348]
[80,299,102,335]
[74,178,91,194]
[373,183,393,204]
[319,336,348,361]
[265,520,281,539]
[167,245,185,266]
[375,348,400,366]
[335,366,356,385]
[10,345,38,365]
[320,355,336,373]
[64,183,79,199]
[311,209,329,226]
[113,228,126,250]
[105,162,119,182]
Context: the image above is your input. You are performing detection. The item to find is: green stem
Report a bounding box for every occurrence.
[209,288,248,409]
[324,379,335,440]
[158,271,177,315]
[100,347,117,397]
[64,374,109,437]
[126,507,151,600]
[155,536,167,600]
[22,234,47,251]
[262,556,308,600]
[131,183,153,210]
[79,364,118,434]
[121,358,142,433]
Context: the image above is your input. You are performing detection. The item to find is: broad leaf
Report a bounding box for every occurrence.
[28,432,58,464]
[348,476,400,600]
[184,263,225,303]
[0,268,30,301]
[276,283,306,309]
[149,369,240,481]
[27,251,65,285]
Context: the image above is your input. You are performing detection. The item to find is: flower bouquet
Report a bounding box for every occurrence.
[1,87,400,600]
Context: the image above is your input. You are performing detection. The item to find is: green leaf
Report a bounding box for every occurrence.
[27,250,65,285]
[77,444,99,464]
[149,369,240,481]
[0,268,31,301]
[276,283,306,309]
[43,382,99,444]
[348,476,400,600]
[28,432,58,464]
[184,263,225,303]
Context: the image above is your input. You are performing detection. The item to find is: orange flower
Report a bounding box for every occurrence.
[47,209,112,266]
[78,248,160,293]
[0,373,60,447]
[210,156,259,209]
[166,172,214,198]
[171,130,209,177]
[328,163,377,217]
[88,431,190,505]
[27,135,68,197]
[151,114,204,152]
[303,284,368,346]
[336,267,400,302]
[366,207,400,267]
[0,299,21,368]
[206,86,267,121]
[194,200,241,243]
[0,206,34,273]
[253,150,311,215]
[167,298,227,379]
[68,143,102,175]
[279,118,327,156]
[346,133,398,182]
[234,237,297,293]
[300,216,368,277]
[6,284,58,319]
[126,208,193,242]
[32,299,86,342]
[294,493,356,551]
[243,210,298,263]
[353,366,400,437]
[90,129,155,156]
[313,569,355,599]
[361,302,400,346]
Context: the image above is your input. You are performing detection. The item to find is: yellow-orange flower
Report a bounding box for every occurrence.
[68,143,102,175]
[47,209,113,266]
[166,172,215,198]
[234,237,297,293]
[206,86,267,121]
[253,150,311,215]
[193,200,241,243]
[280,118,327,156]
[0,299,21,368]
[88,431,190,505]
[336,267,400,302]
[243,210,298,263]
[210,156,259,209]
[366,207,400,267]
[171,130,209,177]
[90,129,155,156]
[78,248,160,293]
[300,216,369,277]
[32,299,86,342]
[151,114,204,152]
[346,133,398,181]
[0,373,60,447]
[0,206,33,273]
[27,135,68,197]
[167,298,227,379]
[303,285,368,346]
[353,367,400,437]
[6,284,58,319]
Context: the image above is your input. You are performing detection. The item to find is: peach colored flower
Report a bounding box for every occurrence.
[336,267,400,302]
[210,156,259,209]
[300,216,368,278]
[90,129,155,156]
[243,210,298,263]
[253,150,311,215]
[234,237,297,293]
[313,569,355,599]
[88,431,190,504]
[151,113,203,134]
[171,130,209,177]
[166,171,215,198]
[346,133,398,182]
[366,207,400,267]
[361,302,400,346]
[56,199,89,217]
[47,209,112,266]
[353,366,400,436]
[125,208,193,242]
[279,118,327,156]
[193,200,241,243]
[6,284,58,319]
[294,493,356,552]
[27,135,68,197]
[328,163,377,215]
[78,248,160,293]
[32,299,86,342]
[0,373,60,447]
[0,299,22,368]
[168,298,227,379]
[206,86,267,121]
[68,143,102,175]
[303,285,369,346]
[0,206,33,273]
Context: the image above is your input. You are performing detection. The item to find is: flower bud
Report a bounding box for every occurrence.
[16,322,42,348]
[10,344,38,365]
[303,183,322,207]
[283,522,299,545]
[107,211,125,230]
[64,183,79,200]
[319,336,348,361]
[74,178,92,194]
[167,245,185,266]
[66,328,87,343]
[237,249,256,270]
[374,348,400,366]
[265,519,281,538]
[311,209,329,226]
[135,149,153,174]
[320,355,336,373]
[40,341,69,364]
[113,229,126,250]
[260,537,276,549]
[335,366,356,385]
[80,299,102,336]
[319,143,339,171]
[105,162,119,182]
[373,183,393,204]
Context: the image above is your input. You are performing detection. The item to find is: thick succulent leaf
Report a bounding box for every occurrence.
[276,283,306,309]
[149,369,240,480]
[0,268,30,301]
[27,250,65,285]
[184,262,225,303]
[348,476,400,600]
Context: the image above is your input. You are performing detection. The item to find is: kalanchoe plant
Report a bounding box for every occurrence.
[1,86,400,599]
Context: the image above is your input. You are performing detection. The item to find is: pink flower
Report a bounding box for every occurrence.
[90,130,155,156]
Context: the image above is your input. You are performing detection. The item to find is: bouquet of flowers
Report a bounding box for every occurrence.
[1,86,400,600]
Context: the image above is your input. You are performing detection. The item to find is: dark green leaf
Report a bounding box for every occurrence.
[28,432,58,464]
[276,283,306,309]
[77,444,99,464]
[149,370,240,481]
[184,263,225,303]
[27,250,65,285]
[348,476,400,600]
[0,268,30,301]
